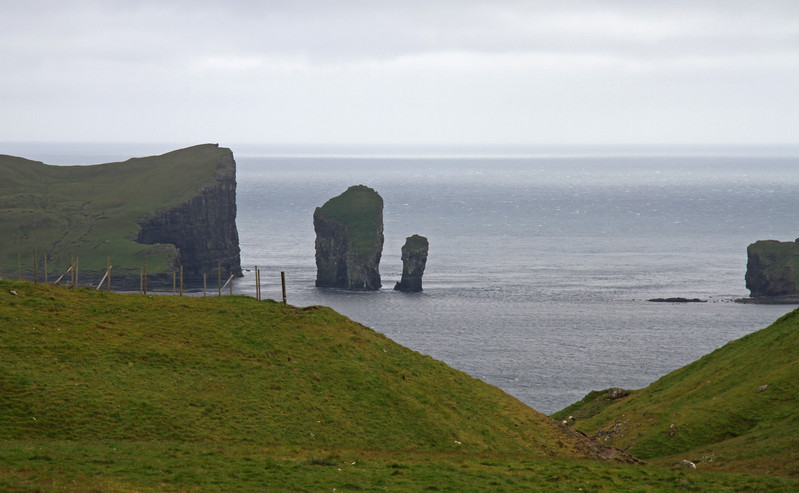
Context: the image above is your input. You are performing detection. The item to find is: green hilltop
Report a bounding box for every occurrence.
[2,279,798,491]
[555,307,799,478]
[0,144,237,283]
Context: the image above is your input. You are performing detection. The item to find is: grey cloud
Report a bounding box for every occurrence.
[6,0,798,65]
[2,0,797,144]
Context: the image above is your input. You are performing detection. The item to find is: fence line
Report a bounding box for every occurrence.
[7,250,287,304]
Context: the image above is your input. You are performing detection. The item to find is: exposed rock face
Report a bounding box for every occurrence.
[745,239,799,297]
[394,234,429,292]
[136,148,242,279]
[314,185,383,290]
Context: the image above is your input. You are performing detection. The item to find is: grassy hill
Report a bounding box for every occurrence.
[1,279,797,491]
[0,144,231,280]
[554,308,799,478]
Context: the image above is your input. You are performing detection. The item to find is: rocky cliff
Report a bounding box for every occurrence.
[745,239,799,298]
[394,234,429,292]
[136,147,242,280]
[0,144,242,287]
[314,185,383,290]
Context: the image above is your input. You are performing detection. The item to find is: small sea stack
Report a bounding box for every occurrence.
[394,234,429,292]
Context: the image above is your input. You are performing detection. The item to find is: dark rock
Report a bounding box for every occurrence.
[647,297,705,303]
[607,388,628,400]
[136,147,242,280]
[314,185,383,290]
[394,235,429,292]
[745,239,799,297]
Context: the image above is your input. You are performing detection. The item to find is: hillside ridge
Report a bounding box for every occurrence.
[555,307,799,477]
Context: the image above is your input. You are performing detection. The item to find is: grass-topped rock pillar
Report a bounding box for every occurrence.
[314,185,384,290]
[394,234,429,292]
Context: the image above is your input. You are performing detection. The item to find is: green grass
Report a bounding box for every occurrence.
[563,307,799,478]
[0,144,230,278]
[315,185,383,258]
[1,279,797,491]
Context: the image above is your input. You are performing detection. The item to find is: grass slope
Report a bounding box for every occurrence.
[558,308,799,478]
[1,279,797,491]
[0,144,229,278]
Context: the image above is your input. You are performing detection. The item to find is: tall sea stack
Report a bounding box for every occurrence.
[394,235,429,292]
[314,185,384,290]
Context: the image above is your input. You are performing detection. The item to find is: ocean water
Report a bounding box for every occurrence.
[9,143,799,414]
[232,147,799,414]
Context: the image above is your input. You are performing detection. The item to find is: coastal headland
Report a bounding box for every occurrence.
[0,144,241,288]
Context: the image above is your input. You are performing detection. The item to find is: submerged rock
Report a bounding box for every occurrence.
[314,185,384,290]
[745,239,799,297]
[394,234,429,292]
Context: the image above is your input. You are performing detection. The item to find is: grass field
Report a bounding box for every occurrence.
[1,279,797,491]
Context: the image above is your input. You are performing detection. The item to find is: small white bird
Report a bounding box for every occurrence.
[10,289,18,296]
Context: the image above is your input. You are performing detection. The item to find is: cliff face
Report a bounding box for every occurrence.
[745,239,799,297]
[136,148,242,280]
[314,185,383,290]
[394,234,429,292]
[0,144,242,287]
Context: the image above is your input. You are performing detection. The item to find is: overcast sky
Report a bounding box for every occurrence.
[2,1,798,146]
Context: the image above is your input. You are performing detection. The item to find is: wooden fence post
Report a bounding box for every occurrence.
[218,264,222,297]
[255,266,260,301]
[179,265,183,297]
[281,271,287,305]
[32,248,37,284]
[44,252,48,283]
[203,273,207,297]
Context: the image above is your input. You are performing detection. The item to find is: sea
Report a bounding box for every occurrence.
[7,142,799,414]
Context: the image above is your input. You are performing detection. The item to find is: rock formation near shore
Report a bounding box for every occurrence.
[314,185,384,290]
[394,234,429,292]
[745,239,799,297]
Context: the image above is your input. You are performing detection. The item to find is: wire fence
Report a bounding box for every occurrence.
[6,250,287,304]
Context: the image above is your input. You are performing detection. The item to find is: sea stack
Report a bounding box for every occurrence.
[314,185,384,290]
[394,234,429,292]
[745,239,799,298]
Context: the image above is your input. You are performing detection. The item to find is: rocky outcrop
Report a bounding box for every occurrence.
[745,239,799,298]
[136,146,242,280]
[394,234,429,292]
[314,185,383,290]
